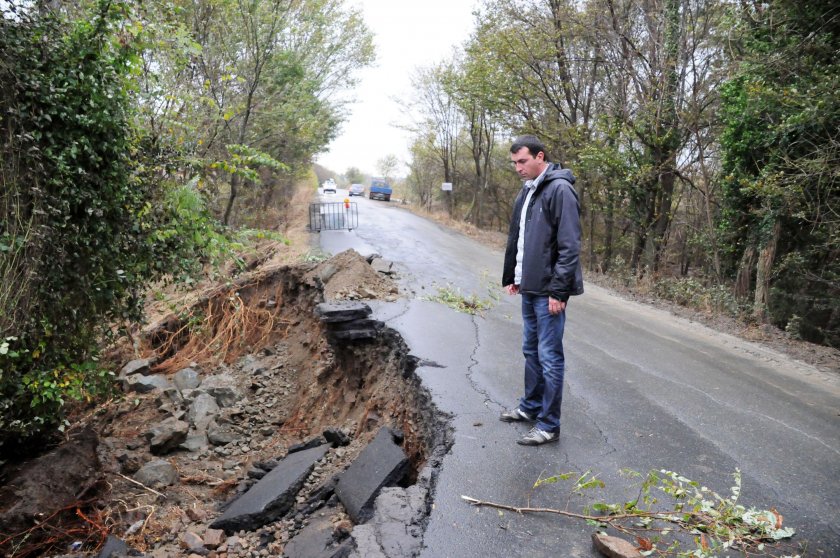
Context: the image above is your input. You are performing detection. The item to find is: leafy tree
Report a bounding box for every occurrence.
[0,1,183,447]
[406,138,441,211]
[408,63,464,215]
[1,0,355,450]
[443,48,502,228]
[719,0,839,343]
[376,154,401,185]
[134,0,373,225]
[345,166,365,185]
[397,0,837,346]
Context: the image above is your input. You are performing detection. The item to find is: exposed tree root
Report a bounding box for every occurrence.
[0,497,108,558]
[150,278,294,375]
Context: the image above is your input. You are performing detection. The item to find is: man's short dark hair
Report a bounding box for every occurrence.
[510,135,547,159]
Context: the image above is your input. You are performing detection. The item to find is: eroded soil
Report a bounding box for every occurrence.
[0,250,449,558]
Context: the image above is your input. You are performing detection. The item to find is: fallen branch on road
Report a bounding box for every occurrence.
[462,468,800,557]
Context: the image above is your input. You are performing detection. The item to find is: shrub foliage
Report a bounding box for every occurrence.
[0,1,213,449]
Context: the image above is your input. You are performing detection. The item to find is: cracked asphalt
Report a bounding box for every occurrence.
[318,192,840,557]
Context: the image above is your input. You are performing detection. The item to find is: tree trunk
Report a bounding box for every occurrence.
[603,191,615,273]
[734,244,757,300]
[651,0,680,273]
[753,220,781,322]
[223,174,240,226]
[630,230,647,273]
[652,162,676,272]
[631,181,656,273]
[694,122,721,280]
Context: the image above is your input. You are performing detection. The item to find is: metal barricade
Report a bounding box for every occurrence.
[309,202,358,232]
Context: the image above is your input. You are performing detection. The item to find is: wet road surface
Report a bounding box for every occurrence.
[318,192,840,557]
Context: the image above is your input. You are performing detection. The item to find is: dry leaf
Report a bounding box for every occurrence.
[636,536,653,551]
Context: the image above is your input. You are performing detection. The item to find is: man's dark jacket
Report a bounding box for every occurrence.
[502,164,584,301]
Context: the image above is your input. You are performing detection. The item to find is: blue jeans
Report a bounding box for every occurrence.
[518,293,566,433]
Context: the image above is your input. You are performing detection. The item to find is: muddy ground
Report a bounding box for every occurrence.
[0,250,450,558]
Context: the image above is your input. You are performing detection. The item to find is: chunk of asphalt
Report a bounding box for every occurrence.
[334,428,409,523]
[327,329,380,342]
[283,512,339,558]
[325,318,384,341]
[326,318,382,332]
[369,258,395,275]
[288,436,325,454]
[314,301,372,323]
[298,476,338,516]
[323,427,351,447]
[209,444,329,533]
[350,485,426,557]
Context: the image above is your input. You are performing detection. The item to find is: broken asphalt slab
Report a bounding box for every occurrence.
[349,483,427,558]
[210,444,329,533]
[334,428,409,524]
[315,301,372,323]
[283,510,352,558]
[317,301,382,342]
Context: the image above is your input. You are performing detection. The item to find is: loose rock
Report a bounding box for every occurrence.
[146,417,190,455]
[120,358,154,377]
[134,459,179,488]
[189,392,221,431]
[201,375,242,408]
[125,374,172,394]
[174,367,202,391]
[591,532,644,558]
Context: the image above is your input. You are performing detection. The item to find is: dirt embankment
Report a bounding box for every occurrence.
[0,249,450,558]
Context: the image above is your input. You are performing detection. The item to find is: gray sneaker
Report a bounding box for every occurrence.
[517,427,559,446]
[499,408,534,422]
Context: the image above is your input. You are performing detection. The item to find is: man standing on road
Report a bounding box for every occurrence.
[501,135,584,446]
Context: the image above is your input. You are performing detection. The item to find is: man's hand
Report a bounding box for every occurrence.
[548,296,566,315]
[505,284,520,295]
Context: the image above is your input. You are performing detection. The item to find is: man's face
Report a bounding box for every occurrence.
[510,147,545,180]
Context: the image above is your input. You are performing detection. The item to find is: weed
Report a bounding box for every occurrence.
[426,284,493,315]
[302,249,330,263]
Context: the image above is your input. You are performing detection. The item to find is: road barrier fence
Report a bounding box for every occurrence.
[309,202,358,232]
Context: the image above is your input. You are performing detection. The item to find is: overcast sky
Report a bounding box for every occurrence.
[315,0,478,178]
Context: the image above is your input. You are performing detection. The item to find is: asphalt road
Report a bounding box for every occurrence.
[317,191,840,557]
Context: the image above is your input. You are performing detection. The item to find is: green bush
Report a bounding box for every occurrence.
[0,2,240,450]
[0,2,140,446]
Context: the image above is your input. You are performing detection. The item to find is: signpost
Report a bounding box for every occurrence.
[441,182,453,215]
